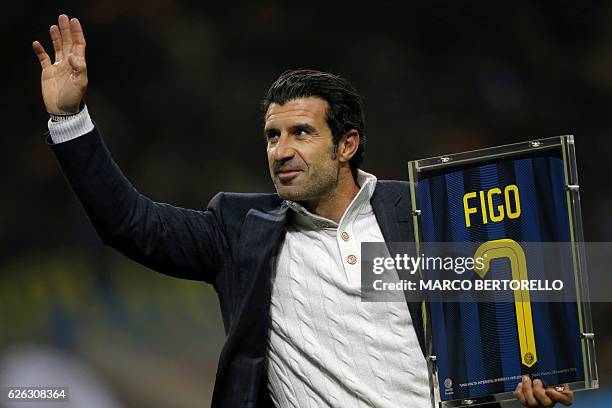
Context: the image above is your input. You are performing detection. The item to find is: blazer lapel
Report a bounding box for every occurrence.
[235,203,288,345]
[371,182,427,357]
[216,204,288,389]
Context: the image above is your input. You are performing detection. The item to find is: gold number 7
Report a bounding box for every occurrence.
[474,238,537,367]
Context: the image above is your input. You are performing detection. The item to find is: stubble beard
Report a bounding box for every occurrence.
[275,165,338,204]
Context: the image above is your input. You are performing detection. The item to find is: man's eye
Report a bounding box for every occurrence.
[296,129,308,137]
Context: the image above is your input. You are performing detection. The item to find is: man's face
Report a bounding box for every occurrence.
[265,97,340,202]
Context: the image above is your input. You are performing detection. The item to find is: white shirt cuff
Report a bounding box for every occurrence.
[48,105,95,144]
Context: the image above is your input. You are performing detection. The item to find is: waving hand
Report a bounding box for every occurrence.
[32,14,88,115]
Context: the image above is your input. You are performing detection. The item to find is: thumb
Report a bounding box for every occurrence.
[68,54,87,74]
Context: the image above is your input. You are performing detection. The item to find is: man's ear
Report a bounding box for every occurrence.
[337,129,360,163]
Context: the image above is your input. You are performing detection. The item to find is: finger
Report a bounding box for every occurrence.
[58,14,73,54]
[514,382,527,406]
[32,41,52,69]
[522,376,537,406]
[545,386,573,406]
[70,18,86,57]
[50,24,63,62]
[533,379,553,407]
[68,54,86,74]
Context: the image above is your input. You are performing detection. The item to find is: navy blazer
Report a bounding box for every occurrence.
[50,127,499,408]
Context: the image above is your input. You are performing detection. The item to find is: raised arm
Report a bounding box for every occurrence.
[33,15,228,284]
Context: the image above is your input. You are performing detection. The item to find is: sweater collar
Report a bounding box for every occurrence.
[285,169,377,229]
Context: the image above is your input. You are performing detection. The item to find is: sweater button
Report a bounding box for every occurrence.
[347,254,357,265]
[341,231,350,241]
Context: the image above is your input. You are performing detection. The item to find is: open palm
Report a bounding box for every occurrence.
[32,14,88,115]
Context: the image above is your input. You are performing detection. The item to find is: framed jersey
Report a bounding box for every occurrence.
[407,136,598,407]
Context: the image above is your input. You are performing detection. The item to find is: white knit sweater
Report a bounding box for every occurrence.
[267,170,430,408]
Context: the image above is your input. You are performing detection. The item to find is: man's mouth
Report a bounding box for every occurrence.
[276,169,302,182]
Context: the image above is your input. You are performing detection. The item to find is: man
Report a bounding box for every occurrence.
[32,14,573,408]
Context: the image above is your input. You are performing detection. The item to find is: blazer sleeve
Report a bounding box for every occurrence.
[49,126,228,284]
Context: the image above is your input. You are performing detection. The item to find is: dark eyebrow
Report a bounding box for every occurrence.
[263,123,317,140]
[263,127,279,139]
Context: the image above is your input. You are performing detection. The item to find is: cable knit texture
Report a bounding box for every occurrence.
[267,170,430,408]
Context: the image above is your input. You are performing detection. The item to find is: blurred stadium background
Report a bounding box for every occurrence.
[4,0,612,406]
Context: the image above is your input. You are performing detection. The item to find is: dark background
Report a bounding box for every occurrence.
[3,1,611,406]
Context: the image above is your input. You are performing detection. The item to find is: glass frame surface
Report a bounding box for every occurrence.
[407,136,598,408]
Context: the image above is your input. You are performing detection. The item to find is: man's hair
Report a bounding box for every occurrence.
[262,69,366,173]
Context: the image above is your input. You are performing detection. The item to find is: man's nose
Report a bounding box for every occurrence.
[272,134,295,161]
